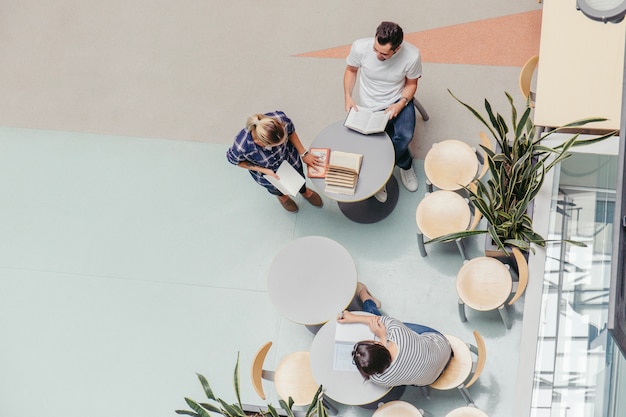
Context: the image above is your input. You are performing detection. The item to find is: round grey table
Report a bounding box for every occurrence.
[309,311,391,405]
[310,121,397,223]
[267,236,357,325]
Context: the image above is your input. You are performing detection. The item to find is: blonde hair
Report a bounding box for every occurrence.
[245,114,286,146]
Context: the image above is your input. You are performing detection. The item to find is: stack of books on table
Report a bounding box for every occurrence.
[324,151,363,196]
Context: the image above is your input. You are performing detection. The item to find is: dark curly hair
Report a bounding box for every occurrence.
[375,21,403,50]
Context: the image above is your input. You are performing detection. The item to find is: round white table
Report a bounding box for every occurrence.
[424,140,478,191]
[267,236,357,325]
[310,121,397,223]
[309,311,390,405]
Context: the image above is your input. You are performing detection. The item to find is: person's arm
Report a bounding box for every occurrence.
[287,131,322,167]
[236,161,277,178]
[384,77,419,119]
[343,65,359,112]
[337,311,388,343]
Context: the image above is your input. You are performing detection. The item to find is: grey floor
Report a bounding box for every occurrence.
[0,1,544,417]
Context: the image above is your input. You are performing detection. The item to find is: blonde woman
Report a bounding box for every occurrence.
[226,111,323,212]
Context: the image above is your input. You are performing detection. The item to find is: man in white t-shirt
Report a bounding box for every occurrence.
[344,21,422,202]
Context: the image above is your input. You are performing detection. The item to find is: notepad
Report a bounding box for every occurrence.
[333,322,376,372]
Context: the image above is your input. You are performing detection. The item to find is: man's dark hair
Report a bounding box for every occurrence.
[375,21,404,50]
[352,341,392,379]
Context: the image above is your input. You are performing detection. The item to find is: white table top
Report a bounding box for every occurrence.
[534,0,626,130]
[267,236,357,325]
[309,311,390,405]
[424,140,478,191]
[310,121,395,202]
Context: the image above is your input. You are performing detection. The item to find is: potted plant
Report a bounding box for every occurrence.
[176,353,329,417]
[426,90,615,255]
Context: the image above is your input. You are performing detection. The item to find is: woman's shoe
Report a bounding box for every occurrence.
[356,282,382,308]
[303,188,323,207]
[277,195,299,212]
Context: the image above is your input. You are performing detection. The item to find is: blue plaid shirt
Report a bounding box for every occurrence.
[226,111,303,192]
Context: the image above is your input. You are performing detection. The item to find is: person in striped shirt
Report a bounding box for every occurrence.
[337,282,452,387]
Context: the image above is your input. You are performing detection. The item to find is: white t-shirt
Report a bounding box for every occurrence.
[346,37,422,111]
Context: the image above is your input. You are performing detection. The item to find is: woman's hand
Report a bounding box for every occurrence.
[302,152,323,167]
[368,316,387,340]
[337,310,355,323]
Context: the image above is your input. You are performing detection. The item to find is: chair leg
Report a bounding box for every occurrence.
[455,239,469,261]
[322,398,338,416]
[413,98,430,121]
[458,385,474,405]
[417,232,427,257]
[426,179,434,193]
[419,385,431,399]
[498,304,512,329]
[458,298,468,322]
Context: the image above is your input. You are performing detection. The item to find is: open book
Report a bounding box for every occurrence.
[324,151,363,196]
[307,148,330,178]
[333,321,376,372]
[344,106,390,134]
[263,160,305,196]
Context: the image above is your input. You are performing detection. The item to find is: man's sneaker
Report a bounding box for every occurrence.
[374,185,388,203]
[400,166,419,192]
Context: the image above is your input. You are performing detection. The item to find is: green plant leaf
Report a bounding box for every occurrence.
[199,403,222,414]
[278,400,295,417]
[562,239,588,247]
[266,404,280,417]
[176,410,199,417]
[233,353,242,410]
[217,399,243,417]
[448,89,497,139]
[424,229,487,244]
[196,374,216,401]
[185,398,213,417]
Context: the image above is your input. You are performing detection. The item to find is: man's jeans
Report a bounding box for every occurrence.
[384,101,416,170]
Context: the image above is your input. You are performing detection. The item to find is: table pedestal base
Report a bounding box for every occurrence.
[338,176,399,224]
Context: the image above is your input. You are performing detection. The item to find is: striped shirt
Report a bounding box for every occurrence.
[225,111,302,191]
[369,317,452,387]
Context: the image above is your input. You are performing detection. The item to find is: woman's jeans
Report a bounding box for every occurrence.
[362,299,442,336]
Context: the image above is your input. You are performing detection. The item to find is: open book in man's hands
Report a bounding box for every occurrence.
[344,106,390,134]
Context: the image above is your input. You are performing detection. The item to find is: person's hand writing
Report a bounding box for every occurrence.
[337,310,353,323]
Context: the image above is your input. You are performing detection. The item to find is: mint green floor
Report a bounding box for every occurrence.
[0,126,523,417]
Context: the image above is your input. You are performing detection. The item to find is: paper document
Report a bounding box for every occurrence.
[333,321,376,372]
[263,160,305,196]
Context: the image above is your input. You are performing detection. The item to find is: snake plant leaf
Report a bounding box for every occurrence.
[305,385,325,417]
[176,410,199,417]
[196,373,216,401]
[217,399,242,417]
[561,239,589,247]
[233,353,242,409]
[185,398,213,417]
[515,107,532,140]
[266,404,280,417]
[278,399,295,417]
[199,403,222,414]
[570,130,617,147]
[424,229,487,244]
[448,89,497,139]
